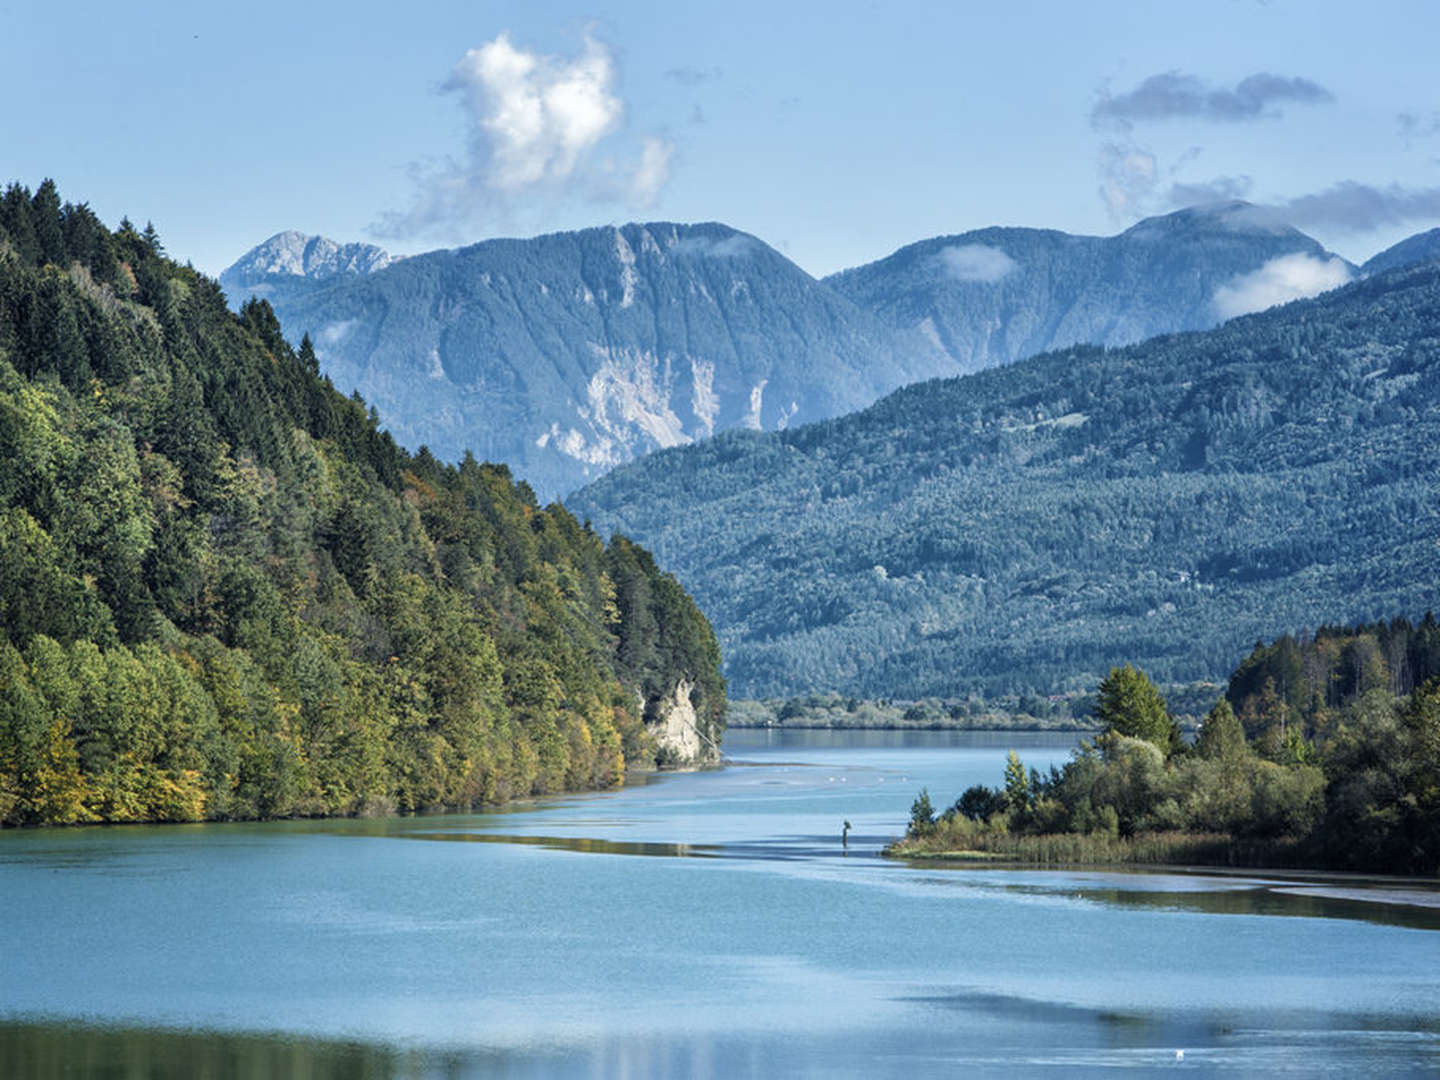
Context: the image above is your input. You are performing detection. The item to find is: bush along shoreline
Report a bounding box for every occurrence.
[887,622,1440,877]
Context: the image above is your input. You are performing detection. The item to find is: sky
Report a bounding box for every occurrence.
[4,0,1440,278]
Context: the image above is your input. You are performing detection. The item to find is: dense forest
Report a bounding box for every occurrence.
[894,618,1440,874]
[574,260,1440,698]
[0,180,725,827]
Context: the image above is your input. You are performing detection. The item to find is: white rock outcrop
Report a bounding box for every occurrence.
[645,678,717,767]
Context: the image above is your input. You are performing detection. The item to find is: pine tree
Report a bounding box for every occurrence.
[1196,698,1246,760]
[1096,664,1173,751]
[0,183,40,264]
[1003,749,1031,813]
[30,180,65,267]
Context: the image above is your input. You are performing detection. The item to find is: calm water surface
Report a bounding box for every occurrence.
[2,729,1438,1077]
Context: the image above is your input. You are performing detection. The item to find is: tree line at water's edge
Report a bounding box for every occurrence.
[0,180,725,827]
[893,618,1440,875]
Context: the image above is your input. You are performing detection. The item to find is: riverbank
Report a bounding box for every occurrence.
[727,686,1217,732]
[884,829,1306,868]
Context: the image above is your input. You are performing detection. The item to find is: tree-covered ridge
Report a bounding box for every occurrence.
[573,258,1440,698]
[896,622,1440,875]
[0,180,724,827]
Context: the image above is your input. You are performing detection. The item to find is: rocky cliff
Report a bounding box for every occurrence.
[645,678,722,767]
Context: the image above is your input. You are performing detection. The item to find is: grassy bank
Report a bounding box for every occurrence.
[885,827,1306,869]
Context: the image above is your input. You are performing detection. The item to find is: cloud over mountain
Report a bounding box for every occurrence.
[1212,252,1353,319]
[1093,71,1334,128]
[374,32,674,239]
[937,243,1018,282]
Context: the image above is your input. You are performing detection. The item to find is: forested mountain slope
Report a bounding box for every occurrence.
[572,261,1440,699]
[0,180,724,827]
[824,202,1353,374]
[222,223,949,500]
[1362,227,1440,277]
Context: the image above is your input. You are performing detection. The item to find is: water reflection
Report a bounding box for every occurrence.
[4,731,1438,1079]
[0,1021,439,1080]
[973,871,1440,932]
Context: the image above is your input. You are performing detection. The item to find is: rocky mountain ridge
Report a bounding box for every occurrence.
[224,221,949,498]
[823,202,1355,374]
[220,206,1440,499]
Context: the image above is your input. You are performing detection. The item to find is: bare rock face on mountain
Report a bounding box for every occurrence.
[825,202,1355,374]
[223,222,949,499]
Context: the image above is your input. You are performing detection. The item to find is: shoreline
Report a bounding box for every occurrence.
[725,721,1101,732]
[883,852,1440,910]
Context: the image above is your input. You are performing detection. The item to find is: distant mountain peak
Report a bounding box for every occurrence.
[1120,201,1301,240]
[228,217,946,498]
[223,231,395,285]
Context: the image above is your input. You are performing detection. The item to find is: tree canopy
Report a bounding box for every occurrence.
[0,179,725,827]
[1096,664,1174,751]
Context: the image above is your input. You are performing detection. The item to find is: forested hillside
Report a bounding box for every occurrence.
[0,180,724,827]
[573,261,1440,698]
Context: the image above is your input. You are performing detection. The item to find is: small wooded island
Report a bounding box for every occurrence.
[889,621,1440,876]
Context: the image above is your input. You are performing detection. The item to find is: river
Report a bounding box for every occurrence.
[2,729,1437,1077]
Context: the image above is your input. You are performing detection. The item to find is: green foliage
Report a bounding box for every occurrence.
[0,180,725,826]
[1096,665,1173,751]
[951,784,1004,822]
[726,690,1105,730]
[1003,750,1030,814]
[900,630,1440,873]
[907,788,936,837]
[1195,698,1245,760]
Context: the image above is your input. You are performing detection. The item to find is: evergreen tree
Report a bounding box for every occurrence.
[30,180,64,267]
[1196,698,1247,760]
[1096,664,1172,751]
[0,183,40,264]
[1003,749,1030,814]
[908,788,936,837]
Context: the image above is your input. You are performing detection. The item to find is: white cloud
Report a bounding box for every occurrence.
[937,243,1018,283]
[318,319,358,345]
[629,136,673,209]
[671,233,755,259]
[1212,253,1354,319]
[1098,142,1159,221]
[374,33,674,238]
[452,33,621,190]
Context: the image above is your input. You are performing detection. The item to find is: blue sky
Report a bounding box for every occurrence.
[4,0,1440,277]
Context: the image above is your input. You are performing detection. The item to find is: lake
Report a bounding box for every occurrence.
[2,729,1438,1077]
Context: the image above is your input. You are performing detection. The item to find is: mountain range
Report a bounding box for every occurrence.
[222,223,948,498]
[221,203,1382,499]
[569,260,1440,699]
[824,202,1353,373]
